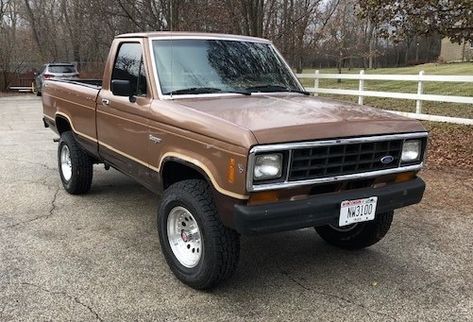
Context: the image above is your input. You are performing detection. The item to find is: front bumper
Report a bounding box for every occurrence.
[234,178,425,235]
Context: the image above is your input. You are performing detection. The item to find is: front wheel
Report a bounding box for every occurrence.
[315,211,394,250]
[157,179,240,290]
[57,131,93,194]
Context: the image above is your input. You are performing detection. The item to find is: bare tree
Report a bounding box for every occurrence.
[0,0,33,90]
[0,0,445,91]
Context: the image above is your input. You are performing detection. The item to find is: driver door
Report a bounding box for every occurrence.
[97,41,154,187]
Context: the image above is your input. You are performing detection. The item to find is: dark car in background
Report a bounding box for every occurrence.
[33,63,79,96]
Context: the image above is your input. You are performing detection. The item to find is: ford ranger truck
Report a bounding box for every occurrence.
[42,32,428,290]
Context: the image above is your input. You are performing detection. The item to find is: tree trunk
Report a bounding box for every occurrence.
[337,58,342,83]
[462,41,466,62]
[396,47,401,66]
[368,34,374,69]
[23,0,46,60]
[404,38,410,65]
[368,21,374,69]
[414,35,419,63]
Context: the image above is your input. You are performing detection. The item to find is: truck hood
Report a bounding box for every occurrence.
[176,94,426,145]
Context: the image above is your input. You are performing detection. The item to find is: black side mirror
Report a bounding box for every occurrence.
[111,79,135,102]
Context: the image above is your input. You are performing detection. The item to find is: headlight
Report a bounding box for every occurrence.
[254,153,283,181]
[401,139,421,162]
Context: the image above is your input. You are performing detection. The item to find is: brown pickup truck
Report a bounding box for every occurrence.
[42,32,428,289]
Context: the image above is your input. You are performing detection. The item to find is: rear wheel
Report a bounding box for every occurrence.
[315,211,394,250]
[158,179,240,290]
[32,82,41,96]
[57,131,93,194]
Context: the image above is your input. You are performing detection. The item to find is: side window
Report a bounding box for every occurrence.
[111,43,147,96]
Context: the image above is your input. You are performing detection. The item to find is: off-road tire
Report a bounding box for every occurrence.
[158,179,240,290]
[58,131,93,194]
[315,211,394,250]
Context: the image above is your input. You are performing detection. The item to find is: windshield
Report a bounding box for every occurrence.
[152,39,301,96]
[48,65,77,73]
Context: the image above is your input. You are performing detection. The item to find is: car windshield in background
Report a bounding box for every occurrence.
[48,65,77,73]
[152,39,301,96]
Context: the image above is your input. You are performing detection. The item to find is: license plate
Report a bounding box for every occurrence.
[339,196,378,227]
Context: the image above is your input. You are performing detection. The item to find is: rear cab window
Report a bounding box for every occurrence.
[48,65,77,73]
[111,43,148,97]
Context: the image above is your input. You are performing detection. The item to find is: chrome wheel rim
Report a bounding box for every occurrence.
[60,145,72,181]
[167,206,202,268]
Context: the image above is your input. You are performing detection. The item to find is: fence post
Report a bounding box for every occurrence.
[416,71,424,114]
[358,70,365,105]
[314,70,319,96]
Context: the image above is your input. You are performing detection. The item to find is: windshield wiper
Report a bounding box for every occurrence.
[164,87,251,96]
[246,85,310,95]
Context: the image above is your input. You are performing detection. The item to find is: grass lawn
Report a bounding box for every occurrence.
[299,62,473,119]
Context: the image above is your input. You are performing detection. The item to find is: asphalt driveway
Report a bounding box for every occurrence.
[1,96,472,321]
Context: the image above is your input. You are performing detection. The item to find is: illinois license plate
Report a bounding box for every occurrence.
[339,197,378,227]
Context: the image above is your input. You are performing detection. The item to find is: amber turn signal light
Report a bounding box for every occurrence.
[395,172,415,183]
[227,158,236,184]
[248,191,279,204]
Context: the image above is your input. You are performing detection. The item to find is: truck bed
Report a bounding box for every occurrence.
[42,78,101,150]
[52,78,102,89]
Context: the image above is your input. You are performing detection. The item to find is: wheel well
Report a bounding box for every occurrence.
[162,160,208,190]
[55,116,72,134]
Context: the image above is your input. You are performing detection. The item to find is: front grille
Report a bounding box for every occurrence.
[288,140,403,181]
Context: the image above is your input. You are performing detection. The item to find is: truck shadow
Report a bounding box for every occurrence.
[236,231,394,287]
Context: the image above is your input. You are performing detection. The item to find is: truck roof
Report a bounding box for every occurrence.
[115,31,271,43]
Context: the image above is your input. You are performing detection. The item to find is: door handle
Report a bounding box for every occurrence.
[101,98,110,105]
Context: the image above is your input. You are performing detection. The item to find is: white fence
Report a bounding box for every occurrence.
[296,70,473,125]
[9,86,33,92]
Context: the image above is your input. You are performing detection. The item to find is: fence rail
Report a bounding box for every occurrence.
[297,70,473,125]
[9,86,33,92]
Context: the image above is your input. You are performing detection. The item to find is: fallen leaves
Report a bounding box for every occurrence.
[422,121,473,171]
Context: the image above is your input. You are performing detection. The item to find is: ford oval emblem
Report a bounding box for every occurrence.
[380,155,394,164]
